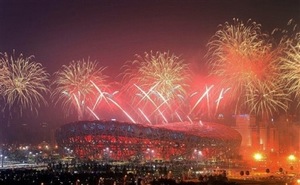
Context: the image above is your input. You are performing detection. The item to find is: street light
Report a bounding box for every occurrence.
[287,154,297,171]
[287,154,296,162]
[0,155,3,168]
[146,148,154,162]
[253,153,263,161]
[103,147,112,162]
[194,149,202,163]
[253,152,264,170]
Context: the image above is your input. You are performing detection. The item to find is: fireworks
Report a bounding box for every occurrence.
[123,51,191,99]
[2,19,297,124]
[51,53,197,124]
[279,31,300,103]
[281,36,300,98]
[206,18,287,117]
[51,58,108,120]
[245,80,289,119]
[122,51,192,124]
[0,57,10,95]
[207,18,269,95]
[187,85,232,119]
[0,52,49,113]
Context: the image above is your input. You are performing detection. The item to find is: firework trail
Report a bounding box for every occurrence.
[122,51,191,124]
[52,58,108,120]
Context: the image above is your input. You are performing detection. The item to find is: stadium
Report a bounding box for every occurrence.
[55,120,242,162]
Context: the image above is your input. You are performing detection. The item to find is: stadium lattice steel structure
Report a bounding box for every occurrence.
[56,120,241,162]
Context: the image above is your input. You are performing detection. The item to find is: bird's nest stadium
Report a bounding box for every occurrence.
[55,120,241,162]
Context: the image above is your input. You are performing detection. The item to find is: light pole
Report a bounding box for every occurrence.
[0,155,3,168]
[0,155,7,168]
[194,149,202,164]
[287,154,296,172]
[253,152,264,173]
[147,148,154,162]
[103,147,111,162]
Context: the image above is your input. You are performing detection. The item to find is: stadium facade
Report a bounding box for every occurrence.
[55,120,242,162]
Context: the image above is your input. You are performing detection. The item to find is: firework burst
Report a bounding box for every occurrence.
[123,51,191,98]
[0,52,49,114]
[52,58,108,120]
[279,24,300,104]
[206,18,284,115]
[0,58,10,95]
[280,34,300,98]
[122,51,191,123]
[245,80,289,120]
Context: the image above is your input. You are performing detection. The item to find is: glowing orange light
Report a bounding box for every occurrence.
[288,154,296,161]
[253,153,263,161]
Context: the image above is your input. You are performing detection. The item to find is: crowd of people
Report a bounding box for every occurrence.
[0,162,239,185]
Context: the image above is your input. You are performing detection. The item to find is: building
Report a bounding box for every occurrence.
[56,120,242,162]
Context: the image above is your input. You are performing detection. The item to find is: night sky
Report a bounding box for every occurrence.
[0,0,299,144]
